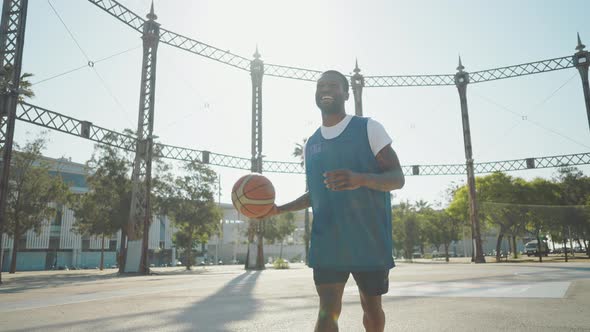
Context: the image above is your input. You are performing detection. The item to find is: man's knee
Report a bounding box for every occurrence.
[360,293,384,316]
[360,295,385,332]
[316,284,345,314]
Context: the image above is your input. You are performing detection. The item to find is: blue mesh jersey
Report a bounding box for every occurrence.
[305,116,394,271]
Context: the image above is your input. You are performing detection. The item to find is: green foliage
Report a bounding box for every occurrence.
[264,212,296,260]
[161,161,222,269]
[392,202,420,259]
[1,65,35,102]
[393,199,462,261]
[273,258,289,269]
[5,135,71,273]
[73,143,132,239]
[264,212,296,244]
[447,169,590,259]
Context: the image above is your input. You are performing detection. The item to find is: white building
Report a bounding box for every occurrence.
[1,157,308,271]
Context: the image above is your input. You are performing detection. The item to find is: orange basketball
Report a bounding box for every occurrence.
[231,173,275,219]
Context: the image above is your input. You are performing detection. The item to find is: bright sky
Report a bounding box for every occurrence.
[15,0,590,208]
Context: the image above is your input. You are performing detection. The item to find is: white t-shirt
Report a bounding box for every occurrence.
[304,115,392,163]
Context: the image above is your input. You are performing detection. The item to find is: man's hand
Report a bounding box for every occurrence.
[323,169,363,191]
[253,204,280,220]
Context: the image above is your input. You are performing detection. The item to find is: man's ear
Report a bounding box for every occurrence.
[344,91,350,101]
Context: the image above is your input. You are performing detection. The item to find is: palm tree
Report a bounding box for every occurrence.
[1,65,35,102]
[293,138,310,265]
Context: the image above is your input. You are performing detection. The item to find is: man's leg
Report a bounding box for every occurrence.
[315,283,346,332]
[352,270,389,332]
[358,291,385,332]
[313,269,349,332]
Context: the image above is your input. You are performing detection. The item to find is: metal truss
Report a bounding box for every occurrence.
[154,144,252,170]
[159,28,251,71]
[364,75,456,87]
[87,0,144,33]
[264,64,321,81]
[15,103,590,176]
[17,102,136,151]
[0,0,28,147]
[412,153,590,176]
[87,0,577,86]
[468,56,574,83]
[263,160,304,173]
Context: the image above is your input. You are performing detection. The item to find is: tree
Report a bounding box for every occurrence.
[392,201,420,260]
[3,136,71,273]
[264,212,296,259]
[0,65,35,102]
[414,201,431,256]
[423,209,462,262]
[164,161,221,270]
[523,178,562,262]
[555,167,590,257]
[448,172,527,262]
[474,173,526,262]
[72,143,132,271]
[293,138,311,264]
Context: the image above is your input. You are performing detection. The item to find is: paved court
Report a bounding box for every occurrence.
[0,262,589,331]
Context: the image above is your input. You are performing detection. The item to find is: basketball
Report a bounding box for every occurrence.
[231,173,275,219]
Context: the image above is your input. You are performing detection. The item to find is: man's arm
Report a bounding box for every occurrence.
[360,144,405,191]
[277,192,311,213]
[257,192,311,219]
[324,144,405,192]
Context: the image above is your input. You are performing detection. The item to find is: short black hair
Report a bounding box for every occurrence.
[320,70,349,93]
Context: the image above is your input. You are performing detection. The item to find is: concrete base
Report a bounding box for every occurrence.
[123,240,142,273]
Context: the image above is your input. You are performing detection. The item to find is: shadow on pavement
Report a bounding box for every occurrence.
[169,270,262,331]
[5,270,262,332]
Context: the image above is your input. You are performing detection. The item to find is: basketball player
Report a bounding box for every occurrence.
[261,70,405,332]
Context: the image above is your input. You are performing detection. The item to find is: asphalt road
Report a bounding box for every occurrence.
[0,261,589,331]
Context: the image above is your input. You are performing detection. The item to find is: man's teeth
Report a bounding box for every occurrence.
[322,96,334,101]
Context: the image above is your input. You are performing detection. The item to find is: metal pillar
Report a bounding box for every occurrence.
[454,57,485,264]
[573,33,590,132]
[124,2,159,274]
[351,59,364,116]
[0,0,29,283]
[247,46,265,270]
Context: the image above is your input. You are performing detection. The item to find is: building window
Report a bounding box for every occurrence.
[82,239,90,251]
[109,240,117,251]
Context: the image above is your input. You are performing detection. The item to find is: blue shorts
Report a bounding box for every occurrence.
[313,269,390,296]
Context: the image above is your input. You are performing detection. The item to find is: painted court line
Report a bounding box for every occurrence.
[344,281,571,298]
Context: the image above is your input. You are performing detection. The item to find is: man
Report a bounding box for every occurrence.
[263,70,405,332]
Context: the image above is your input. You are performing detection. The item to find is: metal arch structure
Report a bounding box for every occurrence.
[454,57,485,263]
[14,102,590,175]
[351,60,364,116]
[87,0,578,86]
[1,0,586,275]
[18,103,136,152]
[123,3,160,274]
[0,0,29,282]
[468,56,574,84]
[247,47,266,271]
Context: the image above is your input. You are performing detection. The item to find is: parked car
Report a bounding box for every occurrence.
[552,247,573,254]
[574,246,586,253]
[524,240,549,256]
